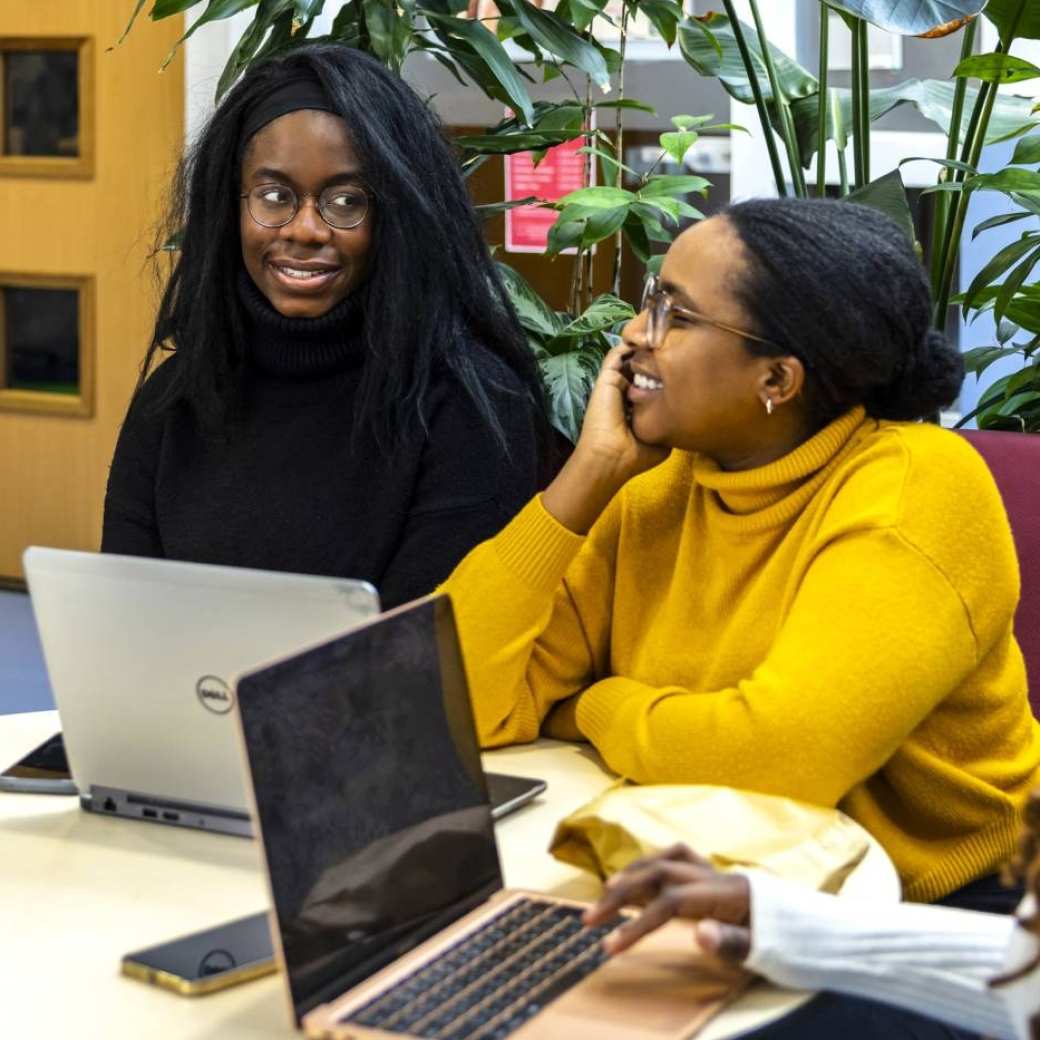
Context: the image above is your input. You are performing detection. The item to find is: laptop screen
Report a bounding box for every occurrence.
[236,595,503,1021]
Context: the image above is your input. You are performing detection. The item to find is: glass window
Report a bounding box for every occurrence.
[3,50,78,157]
[2,286,79,394]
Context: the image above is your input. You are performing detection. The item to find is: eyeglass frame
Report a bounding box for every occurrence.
[239,182,372,231]
[639,274,779,352]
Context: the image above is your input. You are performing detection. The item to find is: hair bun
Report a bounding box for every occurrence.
[868,327,964,422]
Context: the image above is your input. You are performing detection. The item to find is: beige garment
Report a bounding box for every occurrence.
[550,783,871,893]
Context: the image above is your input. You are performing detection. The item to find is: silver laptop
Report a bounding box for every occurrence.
[23,547,380,836]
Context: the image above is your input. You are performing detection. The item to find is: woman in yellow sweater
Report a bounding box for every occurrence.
[443,197,1039,922]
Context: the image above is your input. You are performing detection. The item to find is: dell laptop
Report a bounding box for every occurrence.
[23,548,544,837]
[233,594,744,1040]
[23,546,380,836]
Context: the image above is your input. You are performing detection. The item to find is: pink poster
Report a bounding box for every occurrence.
[504,136,588,254]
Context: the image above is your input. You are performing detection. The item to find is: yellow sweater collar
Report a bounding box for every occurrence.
[690,407,871,528]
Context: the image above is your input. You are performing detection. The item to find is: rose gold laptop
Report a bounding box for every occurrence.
[232,595,745,1040]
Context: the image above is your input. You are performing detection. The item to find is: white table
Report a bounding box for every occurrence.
[0,710,900,1039]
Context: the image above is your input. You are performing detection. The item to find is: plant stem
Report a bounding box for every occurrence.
[857,18,870,184]
[933,8,1019,329]
[612,1,629,297]
[721,0,787,196]
[837,144,848,194]
[581,71,594,313]
[932,74,999,327]
[816,4,829,197]
[929,17,976,295]
[748,0,806,196]
[850,17,870,188]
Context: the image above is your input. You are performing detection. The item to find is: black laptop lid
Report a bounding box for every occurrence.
[235,595,503,1021]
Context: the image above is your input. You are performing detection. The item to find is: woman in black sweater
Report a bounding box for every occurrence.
[103,44,551,607]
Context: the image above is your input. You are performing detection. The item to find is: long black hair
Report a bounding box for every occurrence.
[146,42,550,456]
[723,197,964,429]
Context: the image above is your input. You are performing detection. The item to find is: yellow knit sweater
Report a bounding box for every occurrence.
[442,408,1040,901]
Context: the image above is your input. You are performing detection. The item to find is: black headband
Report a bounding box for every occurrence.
[237,74,336,160]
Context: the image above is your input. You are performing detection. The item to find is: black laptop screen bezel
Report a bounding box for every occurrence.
[235,595,504,1021]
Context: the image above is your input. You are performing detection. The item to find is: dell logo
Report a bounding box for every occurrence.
[196,675,234,715]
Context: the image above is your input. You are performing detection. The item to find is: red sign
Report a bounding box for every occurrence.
[504,135,589,253]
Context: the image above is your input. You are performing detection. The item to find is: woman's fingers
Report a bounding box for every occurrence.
[584,859,714,925]
[623,842,713,874]
[599,876,748,957]
[695,919,752,964]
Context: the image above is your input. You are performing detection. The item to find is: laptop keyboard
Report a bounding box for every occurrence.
[343,898,621,1040]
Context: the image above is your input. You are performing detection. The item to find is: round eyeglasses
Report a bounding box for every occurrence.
[640,274,778,352]
[240,183,371,230]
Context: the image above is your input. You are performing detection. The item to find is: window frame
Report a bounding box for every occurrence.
[0,272,95,418]
[0,36,94,180]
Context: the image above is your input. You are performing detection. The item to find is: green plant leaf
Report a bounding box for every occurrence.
[787,79,1040,166]
[115,0,152,46]
[151,0,210,16]
[475,195,543,218]
[846,169,916,242]
[677,12,818,106]
[362,0,402,67]
[424,11,535,125]
[540,351,602,441]
[823,0,983,35]
[546,218,586,255]
[556,186,635,208]
[997,318,1021,344]
[552,294,635,338]
[214,0,291,100]
[962,233,1040,311]
[497,0,612,90]
[157,0,260,69]
[594,99,657,114]
[962,345,1023,376]
[994,242,1040,323]
[898,155,978,175]
[629,202,676,241]
[1011,134,1040,165]
[496,262,562,337]
[671,113,715,130]
[954,52,1040,83]
[985,0,1040,46]
[639,174,711,197]
[972,210,1036,238]
[659,130,697,165]
[968,168,1040,193]
[454,130,580,153]
[639,0,682,46]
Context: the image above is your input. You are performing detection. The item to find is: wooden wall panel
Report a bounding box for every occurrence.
[0,4,184,579]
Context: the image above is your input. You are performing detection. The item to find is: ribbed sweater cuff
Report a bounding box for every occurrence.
[903,813,1023,903]
[574,677,636,749]
[744,871,1021,1039]
[492,495,586,595]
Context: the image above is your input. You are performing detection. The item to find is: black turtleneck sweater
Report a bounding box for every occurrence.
[101,277,541,608]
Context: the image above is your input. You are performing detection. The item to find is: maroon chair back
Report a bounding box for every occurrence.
[960,430,1040,711]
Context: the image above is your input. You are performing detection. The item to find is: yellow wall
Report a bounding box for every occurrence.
[0,3,184,579]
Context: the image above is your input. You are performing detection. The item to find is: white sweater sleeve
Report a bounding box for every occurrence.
[743,872,1039,1040]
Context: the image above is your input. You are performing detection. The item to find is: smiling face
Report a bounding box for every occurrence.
[622,216,805,467]
[240,108,373,319]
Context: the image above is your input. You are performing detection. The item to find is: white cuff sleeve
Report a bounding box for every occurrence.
[742,871,1032,1040]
